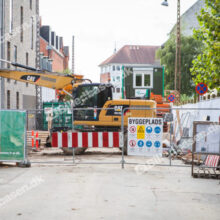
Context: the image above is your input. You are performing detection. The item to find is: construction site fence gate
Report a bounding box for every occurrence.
[24,107,220,170]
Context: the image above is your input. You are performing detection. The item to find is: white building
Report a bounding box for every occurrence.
[99,45,160,99]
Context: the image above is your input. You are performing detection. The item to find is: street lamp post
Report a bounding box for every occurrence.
[162,0,181,96]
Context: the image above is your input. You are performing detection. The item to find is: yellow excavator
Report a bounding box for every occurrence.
[0,61,157,127]
[0,61,166,153]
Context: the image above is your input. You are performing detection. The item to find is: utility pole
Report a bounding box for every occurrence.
[175,0,181,95]
[162,0,181,97]
[72,35,75,74]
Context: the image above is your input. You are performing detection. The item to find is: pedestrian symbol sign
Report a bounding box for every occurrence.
[154,141,161,148]
[137,125,145,139]
[129,140,136,147]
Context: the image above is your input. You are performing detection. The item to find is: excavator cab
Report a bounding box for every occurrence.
[73,83,113,121]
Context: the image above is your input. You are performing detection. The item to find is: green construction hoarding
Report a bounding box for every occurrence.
[0,110,26,161]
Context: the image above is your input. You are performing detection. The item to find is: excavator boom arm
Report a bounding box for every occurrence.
[0,69,83,90]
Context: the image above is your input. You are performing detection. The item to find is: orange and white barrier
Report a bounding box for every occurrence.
[35,131,39,149]
[31,130,40,150]
[31,130,35,148]
[52,132,122,148]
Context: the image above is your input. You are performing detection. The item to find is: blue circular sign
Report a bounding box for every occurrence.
[138,140,144,147]
[154,141,161,148]
[168,94,175,102]
[146,126,153,133]
[146,141,152,148]
[154,126,161,134]
[195,83,208,95]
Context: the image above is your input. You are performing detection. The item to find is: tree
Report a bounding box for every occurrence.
[190,0,220,91]
[157,34,203,96]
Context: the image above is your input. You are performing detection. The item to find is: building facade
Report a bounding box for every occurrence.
[0,0,38,110]
[170,0,205,36]
[40,24,69,102]
[40,25,69,72]
[100,45,162,99]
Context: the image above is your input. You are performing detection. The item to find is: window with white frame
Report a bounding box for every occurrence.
[116,76,121,82]
[133,69,153,89]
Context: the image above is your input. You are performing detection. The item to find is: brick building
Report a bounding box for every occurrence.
[39,24,69,101]
[40,25,69,72]
[0,0,38,110]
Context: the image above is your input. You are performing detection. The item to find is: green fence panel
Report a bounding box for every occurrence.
[0,110,26,161]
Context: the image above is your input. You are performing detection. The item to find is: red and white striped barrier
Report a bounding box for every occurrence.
[205,155,220,168]
[52,132,122,148]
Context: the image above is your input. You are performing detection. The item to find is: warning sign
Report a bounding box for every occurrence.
[137,125,145,139]
[127,117,163,156]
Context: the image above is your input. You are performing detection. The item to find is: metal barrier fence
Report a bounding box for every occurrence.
[0,110,29,166]
[24,107,220,173]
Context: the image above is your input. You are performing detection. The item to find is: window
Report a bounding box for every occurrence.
[117,66,120,71]
[7,90,10,109]
[133,69,153,88]
[116,76,121,82]
[26,53,29,66]
[144,74,150,86]
[14,45,17,62]
[116,88,120,93]
[135,74,142,87]
[16,92,19,109]
[9,0,13,33]
[20,6,23,42]
[112,65,115,71]
[31,17,34,49]
[30,0,32,10]
[7,42,11,68]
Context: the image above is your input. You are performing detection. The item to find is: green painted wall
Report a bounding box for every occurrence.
[124,66,164,99]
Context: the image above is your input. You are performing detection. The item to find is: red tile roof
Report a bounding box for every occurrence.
[99,45,160,66]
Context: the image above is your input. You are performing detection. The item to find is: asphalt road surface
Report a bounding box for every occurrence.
[0,149,220,220]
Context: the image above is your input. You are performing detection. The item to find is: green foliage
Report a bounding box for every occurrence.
[190,0,220,91]
[157,34,203,96]
[62,68,72,75]
[180,94,193,103]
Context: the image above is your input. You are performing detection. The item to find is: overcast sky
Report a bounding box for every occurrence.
[40,0,198,82]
